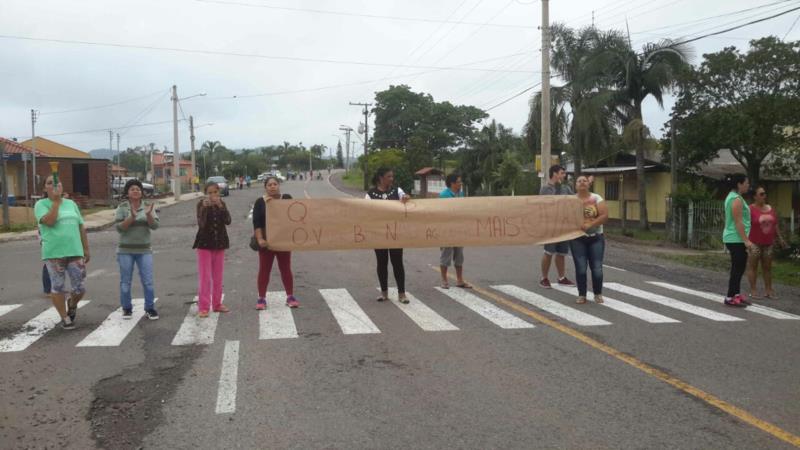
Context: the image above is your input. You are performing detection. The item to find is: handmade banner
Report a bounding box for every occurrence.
[265,195,584,251]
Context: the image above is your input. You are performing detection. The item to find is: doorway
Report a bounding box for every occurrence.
[72,163,90,195]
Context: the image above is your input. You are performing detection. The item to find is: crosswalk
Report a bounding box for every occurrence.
[0,281,798,353]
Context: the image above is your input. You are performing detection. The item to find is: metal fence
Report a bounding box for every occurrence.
[667,197,798,249]
[666,198,725,249]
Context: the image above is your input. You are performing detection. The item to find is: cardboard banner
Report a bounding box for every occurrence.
[265,196,585,251]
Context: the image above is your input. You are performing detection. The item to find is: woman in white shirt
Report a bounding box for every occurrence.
[570,175,608,305]
[365,167,410,303]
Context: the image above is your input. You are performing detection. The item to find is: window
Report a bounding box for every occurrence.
[605,179,620,201]
[155,168,163,177]
[180,168,187,176]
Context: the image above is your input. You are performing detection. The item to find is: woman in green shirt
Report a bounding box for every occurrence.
[34,175,91,330]
[721,173,752,307]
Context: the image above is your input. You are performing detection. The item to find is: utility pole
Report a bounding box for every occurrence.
[540,0,551,180]
[189,115,196,191]
[339,126,352,174]
[30,109,38,195]
[349,102,371,190]
[171,85,181,200]
[116,133,120,167]
[670,118,678,195]
[1,142,10,229]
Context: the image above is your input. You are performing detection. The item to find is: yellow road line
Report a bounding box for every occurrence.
[433,268,800,447]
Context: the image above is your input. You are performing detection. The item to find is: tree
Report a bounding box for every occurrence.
[525,25,626,175]
[335,141,344,168]
[460,120,526,195]
[372,85,487,171]
[669,37,800,184]
[612,38,691,230]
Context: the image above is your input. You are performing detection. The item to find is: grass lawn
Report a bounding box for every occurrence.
[605,226,666,242]
[341,169,365,190]
[657,252,800,288]
[0,223,38,234]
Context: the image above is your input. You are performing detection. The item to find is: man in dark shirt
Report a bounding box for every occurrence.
[539,165,575,288]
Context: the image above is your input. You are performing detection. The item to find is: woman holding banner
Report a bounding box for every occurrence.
[252,176,298,309]
[366,167,410,303]
[570,175,608,305]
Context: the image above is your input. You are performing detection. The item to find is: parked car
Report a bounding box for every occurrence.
[207,176,229,196]
[111,177,155,197]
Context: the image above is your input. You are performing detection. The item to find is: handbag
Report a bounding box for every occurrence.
[249,195,269,251]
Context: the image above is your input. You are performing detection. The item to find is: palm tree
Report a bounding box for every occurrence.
[525,25,626,175]
[200,140,223,178]
[611,39,691,230]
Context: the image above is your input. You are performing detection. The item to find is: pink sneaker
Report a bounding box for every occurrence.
[734,294,752,306]
[256,298,267,310]
[286,296,299,308]
[539,278,552,289]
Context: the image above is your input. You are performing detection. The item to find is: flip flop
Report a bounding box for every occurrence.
[376,295,388,302]
[398,295,410,304]
[440,282,450,289]
[455,282,473,289]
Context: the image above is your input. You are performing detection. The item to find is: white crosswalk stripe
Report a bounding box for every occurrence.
[171,296,223,346]
[0,304,22,317]
[77,298,159,347]
[605,283,744,322]
[385,288,459,331]
[259,291,298,339]
[647,282,800,320]
[491,285,611,326]
[550,285,680,324]
[0,301,91,352]
[435,287,535,329]
[319,289,381,334]
[215,340,240,414]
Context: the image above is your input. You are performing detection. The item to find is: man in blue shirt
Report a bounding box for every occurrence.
[439,173,472,289]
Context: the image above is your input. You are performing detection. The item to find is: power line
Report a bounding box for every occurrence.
[484,80,546,112]
[203,51,535,100]
[39,89,166,115]
[0,34,537,74]
[783,13,800,39]
[24,119,185,139]
[672,4,800,46]
[428,0,515,67]
[194,0,535,29]
[118,91,171,138]
[629,0,795,36]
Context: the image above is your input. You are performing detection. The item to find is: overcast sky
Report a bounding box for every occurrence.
[1,0,798,158]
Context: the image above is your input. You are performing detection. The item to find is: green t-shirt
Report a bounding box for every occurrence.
[34,198,85,260]
[723,191,751,244]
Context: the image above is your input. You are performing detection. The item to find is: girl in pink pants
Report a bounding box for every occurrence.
[193,182,232,317]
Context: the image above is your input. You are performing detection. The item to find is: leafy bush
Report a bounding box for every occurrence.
[670,181,714,207]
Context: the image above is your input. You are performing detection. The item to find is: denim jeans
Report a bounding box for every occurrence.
[569,234,605,297]
[118,253,156,311]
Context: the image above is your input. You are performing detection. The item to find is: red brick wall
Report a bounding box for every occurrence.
[28,157,110,202]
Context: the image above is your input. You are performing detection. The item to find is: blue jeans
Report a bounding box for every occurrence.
[569,234,605,297]
[118,253,156,311]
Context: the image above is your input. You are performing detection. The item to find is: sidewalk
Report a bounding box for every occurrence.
[0,192,204,244]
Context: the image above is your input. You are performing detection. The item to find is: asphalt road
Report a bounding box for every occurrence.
[1,173,798,449]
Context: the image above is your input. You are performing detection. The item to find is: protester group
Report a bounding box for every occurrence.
[33,164,783,330]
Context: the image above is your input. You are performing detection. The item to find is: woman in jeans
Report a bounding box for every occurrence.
[34,175,91,329]
[747,186,787,299]
[722,173,752,307]
[115,179,159,319]
[570,175,608,305]
[252,176,298,309]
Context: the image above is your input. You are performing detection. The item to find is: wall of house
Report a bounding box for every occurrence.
[28,158,110,202]
[591,172,671,224]
[763,181,795,218]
